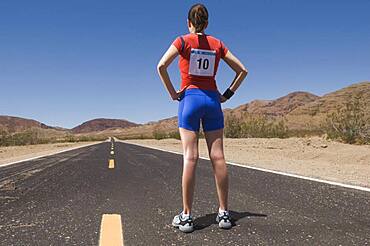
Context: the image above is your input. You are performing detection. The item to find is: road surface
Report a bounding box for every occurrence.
[0,139,369,245]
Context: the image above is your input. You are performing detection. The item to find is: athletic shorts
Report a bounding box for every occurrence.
[178,88,224,132]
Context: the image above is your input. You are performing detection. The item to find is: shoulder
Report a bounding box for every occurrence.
[206,35,228,57]
[172,34,190,45]
[206,35,225,46]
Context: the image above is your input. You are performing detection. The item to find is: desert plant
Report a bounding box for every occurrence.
[325,97,369,144]
[0,130,9,146]
[224,114,243,138]
[225,113,289,138]
[153,130,167,140]
[168,131,181,140]
[0,129,54,146]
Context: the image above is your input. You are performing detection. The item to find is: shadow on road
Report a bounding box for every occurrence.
[194,210,267,230]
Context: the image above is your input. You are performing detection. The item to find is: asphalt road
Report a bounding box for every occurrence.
[0,139,369,245]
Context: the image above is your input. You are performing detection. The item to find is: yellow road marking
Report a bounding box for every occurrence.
[99,214,124,246]
[110,151,114,155]
[109,159,115,169]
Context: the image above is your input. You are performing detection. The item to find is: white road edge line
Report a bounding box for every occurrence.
[0,141,103,168]
[117,140,370,193]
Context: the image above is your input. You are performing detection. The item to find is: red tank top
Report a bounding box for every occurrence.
[172,33,228,91]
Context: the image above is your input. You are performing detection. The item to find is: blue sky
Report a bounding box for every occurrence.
[0,0,369,128]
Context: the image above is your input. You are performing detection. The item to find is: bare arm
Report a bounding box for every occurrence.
[221,50,248,102]
[157,45,181,100]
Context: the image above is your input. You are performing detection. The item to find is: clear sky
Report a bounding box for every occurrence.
[1,0,369,128]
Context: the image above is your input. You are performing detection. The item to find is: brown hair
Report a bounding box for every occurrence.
[188,3,209,33]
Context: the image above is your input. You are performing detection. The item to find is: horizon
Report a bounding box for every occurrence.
[1,80,368,129]
[1,1,369,128]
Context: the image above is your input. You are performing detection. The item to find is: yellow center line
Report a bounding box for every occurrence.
[99,214,124,246]
[109,159,115,169]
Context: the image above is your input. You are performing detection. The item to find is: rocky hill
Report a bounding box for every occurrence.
[0,116,52,133]
[285,81,370,129]
[230,91,319,117]
[2,81,368,139]
[112,81,369,138]
[71,118,139,134]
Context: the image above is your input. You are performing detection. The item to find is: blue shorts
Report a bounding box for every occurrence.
[178,88,224,132]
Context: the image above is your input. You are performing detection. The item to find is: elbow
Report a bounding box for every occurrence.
[157,59,170,73]
[157,63,165,73]
[241,67,248,77]
[238,66,248,77]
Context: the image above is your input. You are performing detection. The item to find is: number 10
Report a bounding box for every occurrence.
[197,58,209,70]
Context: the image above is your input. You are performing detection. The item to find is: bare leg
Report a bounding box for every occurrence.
[204,129,228,211]
[179,127,199,214]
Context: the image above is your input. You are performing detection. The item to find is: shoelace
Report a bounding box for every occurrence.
[180,213,193,224]
[219,212,231,222]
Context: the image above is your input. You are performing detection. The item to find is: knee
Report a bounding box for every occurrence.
[209,151,225,163]
[184,151,199,163]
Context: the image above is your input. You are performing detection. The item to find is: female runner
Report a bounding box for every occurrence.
[157,3,248,233]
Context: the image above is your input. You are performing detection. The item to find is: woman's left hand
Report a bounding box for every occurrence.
[220,95,228,103]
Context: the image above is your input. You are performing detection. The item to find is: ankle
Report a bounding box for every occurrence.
[182,210,191,217]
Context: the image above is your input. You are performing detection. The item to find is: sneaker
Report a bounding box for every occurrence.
[172,212,194,233]
[216,211,232,229]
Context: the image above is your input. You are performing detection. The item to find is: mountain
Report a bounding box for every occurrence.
[0,115,52,133]
[71,118,139,134]
[2,81,368,138]
[230,91,319,117]
[285,81,370,129]
[112,81,369,138]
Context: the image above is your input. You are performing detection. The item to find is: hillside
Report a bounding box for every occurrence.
[2,81,368,139]
[71,118,139,134]
[230,91,319,117]
[0,115,52,133]
[285,81,370,129]
[112,81,369,138]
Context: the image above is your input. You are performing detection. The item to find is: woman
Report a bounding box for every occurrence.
[157,3,248,233]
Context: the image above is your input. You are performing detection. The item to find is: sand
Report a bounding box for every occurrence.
[0,142,100,166]
[123,137,370,188]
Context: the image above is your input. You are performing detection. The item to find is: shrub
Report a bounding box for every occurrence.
[224,115,243,138]
[0,129,54,146]
[153,130,167,140]
[168,131,181,140]
[225,113,289,138]
[325,97,369,144]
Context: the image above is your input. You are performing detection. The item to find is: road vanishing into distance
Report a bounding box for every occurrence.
[0,139,369,245]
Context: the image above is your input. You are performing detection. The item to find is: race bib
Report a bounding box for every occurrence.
[189,48,216,76]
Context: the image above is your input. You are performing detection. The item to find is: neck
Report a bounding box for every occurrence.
[190,30,205,35]
[190,27,205,35]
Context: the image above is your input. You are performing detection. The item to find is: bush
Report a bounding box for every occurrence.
[225,113,289,138]
[168,131,181,140]
[0,129,54,146]
[153,129,181,140]
[325,97,369,144]
[153,130,168,140]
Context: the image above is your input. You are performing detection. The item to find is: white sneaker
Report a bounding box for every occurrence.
[216,211,232,229]
[172,212,194,233]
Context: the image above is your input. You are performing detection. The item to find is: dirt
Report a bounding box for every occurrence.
[0,142,100,166]
[123,137,370,188]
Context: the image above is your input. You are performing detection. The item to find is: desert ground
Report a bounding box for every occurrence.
[0,142,100,166]
[123,137,370,188]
